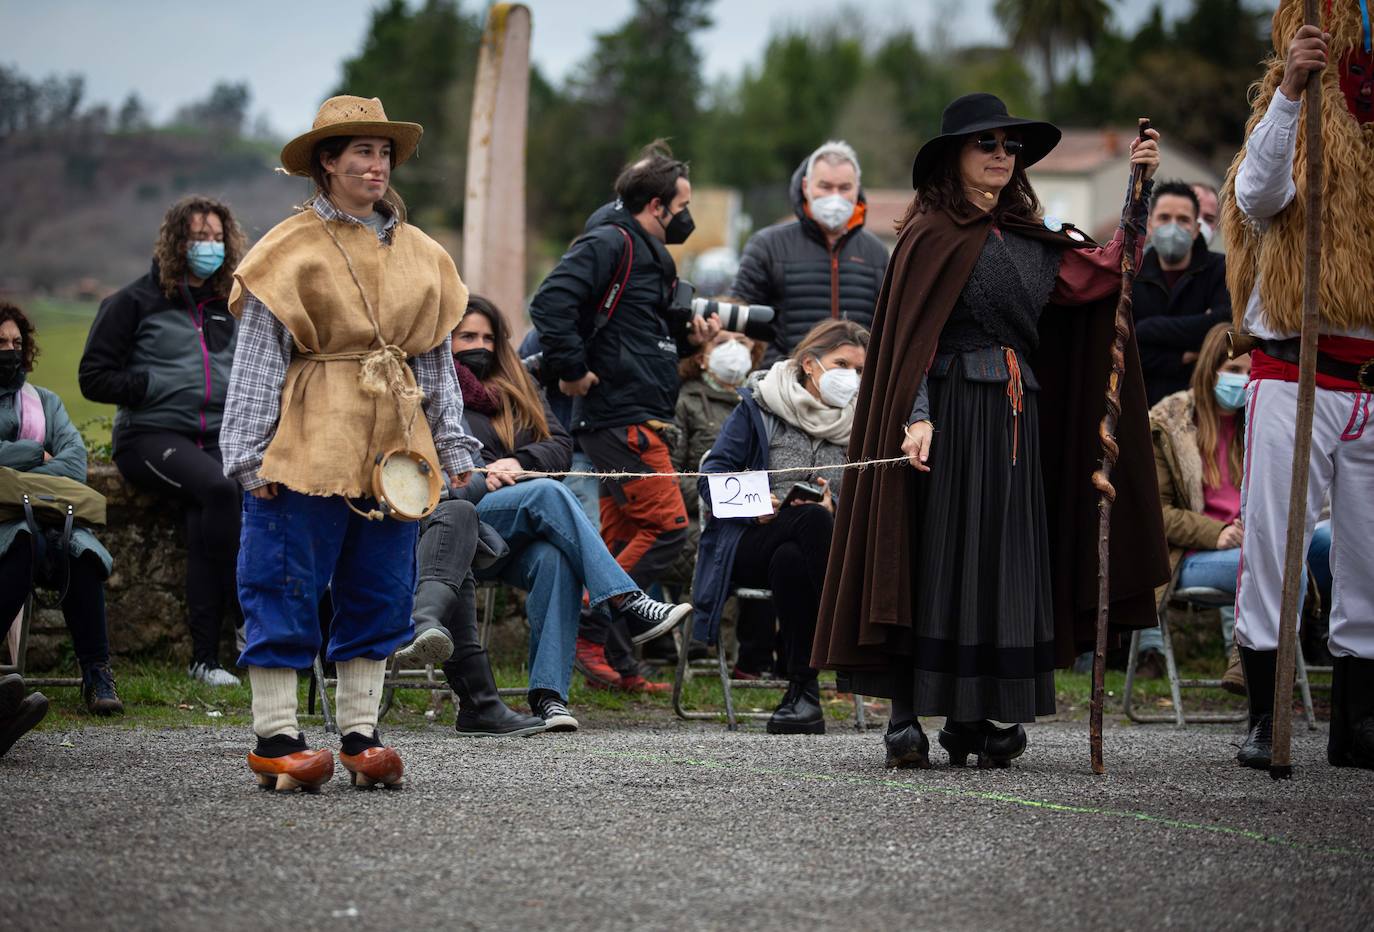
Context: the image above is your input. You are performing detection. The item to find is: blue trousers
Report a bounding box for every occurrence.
[474,479,637,699]
[236,490,418,669]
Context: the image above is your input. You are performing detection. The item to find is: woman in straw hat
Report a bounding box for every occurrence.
[220,95,481,792]
[812,93,1170,770]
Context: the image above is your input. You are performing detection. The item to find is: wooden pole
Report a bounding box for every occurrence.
[1090,118,1152,776]
[1270,0,1325,781]
[463,3,532,338]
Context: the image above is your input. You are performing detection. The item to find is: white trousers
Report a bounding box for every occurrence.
[1235,379,1374,659]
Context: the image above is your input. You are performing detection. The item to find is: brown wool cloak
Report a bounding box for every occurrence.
[811,206,1169,684]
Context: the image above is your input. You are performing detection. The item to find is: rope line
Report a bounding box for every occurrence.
[468,455,915,482]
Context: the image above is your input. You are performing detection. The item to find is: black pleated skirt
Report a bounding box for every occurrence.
[909,357,1056,722]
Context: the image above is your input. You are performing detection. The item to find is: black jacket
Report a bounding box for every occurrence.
[79,261,236,453]
[528,202,694,432]
[463,394,573,474]
[1132,236,1231,405]
[730,159,889,363]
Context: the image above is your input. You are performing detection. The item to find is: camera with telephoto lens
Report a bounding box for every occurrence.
[667,279,775,341]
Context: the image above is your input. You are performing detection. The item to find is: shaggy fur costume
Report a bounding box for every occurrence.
[1222,1,1374,334]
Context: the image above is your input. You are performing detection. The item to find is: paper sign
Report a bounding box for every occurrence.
[707,471,774,519]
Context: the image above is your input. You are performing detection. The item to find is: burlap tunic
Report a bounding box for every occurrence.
[228,210,467,498]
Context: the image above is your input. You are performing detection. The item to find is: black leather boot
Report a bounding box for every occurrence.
[884,719,931,769]
[1329,656,1374,770]
[445,650,547,737]
[938,720,1027,768]
[767,676,825,735]
[394,581,457,668]
[1237,647,1277,769]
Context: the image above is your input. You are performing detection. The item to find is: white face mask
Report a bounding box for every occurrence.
[814,359,860,408]
[706,340,752,386]
[1199,219,1216,246]
[810,193,855,232]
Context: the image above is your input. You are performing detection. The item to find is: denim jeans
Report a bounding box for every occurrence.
[474,479,637,699]
[1138,523,1334,655]
[563,451,600,531]
[237,490,418,669]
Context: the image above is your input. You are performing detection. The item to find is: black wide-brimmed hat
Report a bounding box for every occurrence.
[910,93,1061,190]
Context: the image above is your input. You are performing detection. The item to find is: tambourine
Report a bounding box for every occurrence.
[371,448,442,521]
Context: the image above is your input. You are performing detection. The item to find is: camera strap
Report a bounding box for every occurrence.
[588,226,634,341]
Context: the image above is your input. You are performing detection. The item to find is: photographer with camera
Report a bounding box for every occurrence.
[730,141,887,365]
[528,140,715,688]
[693,320,869,735]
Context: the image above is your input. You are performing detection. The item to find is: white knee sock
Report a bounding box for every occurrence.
[335,657,387,738]
[249,666,300,740]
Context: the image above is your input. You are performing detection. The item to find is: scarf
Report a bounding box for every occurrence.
[750,359,855,446]
[453,358,500,415]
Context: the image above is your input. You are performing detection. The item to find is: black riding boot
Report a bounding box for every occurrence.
[1237,647,1277,769]
[767,675,824,735]
[1329,656,1374,769]
[394,581,457,667]
[440,574,545,738]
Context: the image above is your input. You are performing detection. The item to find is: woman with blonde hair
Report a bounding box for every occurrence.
[79,195,248,686]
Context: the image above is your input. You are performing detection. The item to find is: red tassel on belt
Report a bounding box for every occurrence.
[1004,347,1024,466]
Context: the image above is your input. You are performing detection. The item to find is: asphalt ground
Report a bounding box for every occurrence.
[3,718,1371,931]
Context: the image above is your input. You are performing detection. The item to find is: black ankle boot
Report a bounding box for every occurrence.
[395,581,457,667]
[444,651,547,738]
[884,720,931,769]
[1329,656,1374,770]
[937,720,1027,768]
[767,676,824,735]
[1237,647,1277,769]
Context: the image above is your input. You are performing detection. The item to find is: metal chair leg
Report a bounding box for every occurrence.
[852,692,866,731]
[312,656,337,735]
[1123,628,1143,722]
[1296,649,1316,731]
[671,611,694,720]
[718,641,738,731]
[1160,611,1187,727]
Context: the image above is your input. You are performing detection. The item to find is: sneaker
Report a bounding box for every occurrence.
[574,637,622,688]
[617,591,693,645]
[81,663,124,716]
[188,661,241,687]
[530,692,579,733]
[619,674,672,695]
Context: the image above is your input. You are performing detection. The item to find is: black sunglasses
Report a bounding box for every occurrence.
[972,135,1024,155]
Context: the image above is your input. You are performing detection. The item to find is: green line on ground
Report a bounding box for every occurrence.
[587,748,1372,862]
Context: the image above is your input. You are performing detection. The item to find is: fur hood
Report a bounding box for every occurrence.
[1150,389,1204,514]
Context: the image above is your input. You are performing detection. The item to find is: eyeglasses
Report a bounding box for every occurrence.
[972,135,1024,155]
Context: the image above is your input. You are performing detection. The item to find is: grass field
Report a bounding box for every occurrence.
[20,295,113,453]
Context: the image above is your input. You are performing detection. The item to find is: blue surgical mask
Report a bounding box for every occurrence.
[187,241,225,279]
[1214,370,1248,411]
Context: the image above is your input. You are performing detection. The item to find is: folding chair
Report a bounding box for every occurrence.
[1122,566,1316,729]
[671,589,868,730]
[3,593,82,689]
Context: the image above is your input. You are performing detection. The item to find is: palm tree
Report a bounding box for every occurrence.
[994,0,1112,113]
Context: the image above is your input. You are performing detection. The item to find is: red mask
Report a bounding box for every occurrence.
[1340,47,1374,123]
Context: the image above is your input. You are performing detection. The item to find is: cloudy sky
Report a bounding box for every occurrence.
[5,0,1212,137]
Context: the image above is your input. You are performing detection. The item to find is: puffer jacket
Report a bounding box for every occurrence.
[730,159,888,363]
[0,376,113,575]
[79,260,236,454]
[1150,389,1238,602]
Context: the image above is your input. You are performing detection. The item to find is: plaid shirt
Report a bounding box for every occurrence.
[220,198,480,490]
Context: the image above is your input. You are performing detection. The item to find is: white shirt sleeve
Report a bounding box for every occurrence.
[1234,91,1302,222]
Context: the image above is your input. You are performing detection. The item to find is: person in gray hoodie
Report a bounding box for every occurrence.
[78,196,246,686]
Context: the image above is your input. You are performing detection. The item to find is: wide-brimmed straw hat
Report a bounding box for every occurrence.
[910,93,1061,190]
[280,95,423,177]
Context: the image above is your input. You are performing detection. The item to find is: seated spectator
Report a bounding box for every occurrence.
[0,301,122,748]
[78,196,246,687]
[446,296,692,728]
[666,327,771,671]
[694,319,869,735]
[1141,323,1330,689]
[1133,180,1231,405]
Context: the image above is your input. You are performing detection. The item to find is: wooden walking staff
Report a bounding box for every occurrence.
[1089,117,1152,776]
[1270,0,1326,781]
